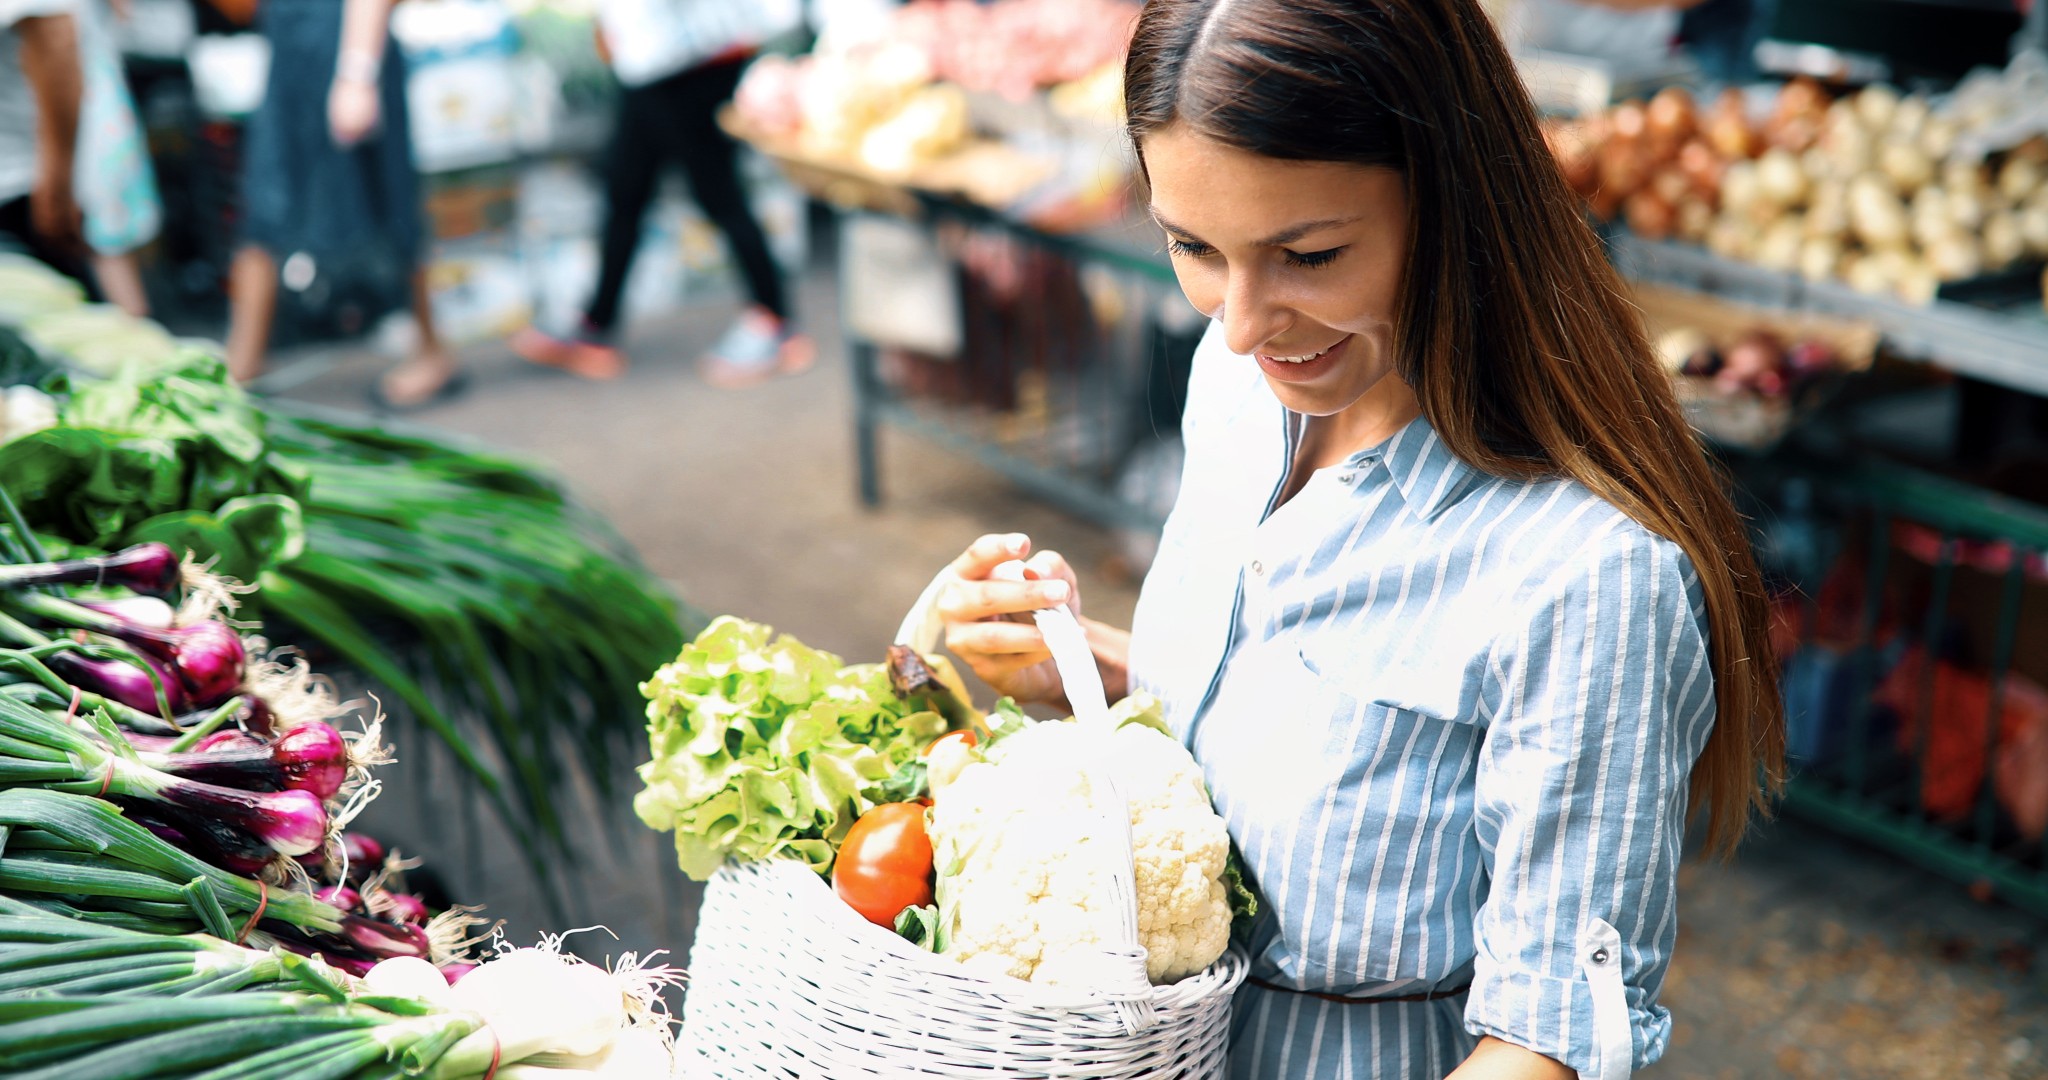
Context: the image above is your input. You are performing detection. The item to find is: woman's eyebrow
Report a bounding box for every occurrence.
[1149,209,1363,246]
[1149,209,1202,240]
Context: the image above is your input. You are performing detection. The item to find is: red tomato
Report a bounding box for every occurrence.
[921,729,979,758]
[833,803,934,927]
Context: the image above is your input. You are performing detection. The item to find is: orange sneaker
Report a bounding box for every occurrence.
[510,326,627,381]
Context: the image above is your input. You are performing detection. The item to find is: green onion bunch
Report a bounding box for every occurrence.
[0,903,486,1080]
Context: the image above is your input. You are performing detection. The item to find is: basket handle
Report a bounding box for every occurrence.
[987,561,1110,726]
[897,559,1157,1032]
[894,565,953,653]
[992,561,1156,1033]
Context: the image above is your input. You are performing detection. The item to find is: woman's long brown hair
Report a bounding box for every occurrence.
[1125,0,1784,857]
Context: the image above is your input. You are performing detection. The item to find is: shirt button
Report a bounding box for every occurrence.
[1250,560,1264,576]
[1337,470,1357,484]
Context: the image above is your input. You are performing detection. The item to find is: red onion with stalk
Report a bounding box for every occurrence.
[47,651,191,716]
[138,721,350,799]
[9,592,246,707]
[317,884,364,912]
[0,543,180,595]
[371,890,430,925]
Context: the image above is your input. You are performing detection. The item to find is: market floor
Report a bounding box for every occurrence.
[270,278,2047,1079]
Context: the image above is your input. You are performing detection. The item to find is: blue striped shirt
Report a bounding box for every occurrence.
[1128,326,1716,1079]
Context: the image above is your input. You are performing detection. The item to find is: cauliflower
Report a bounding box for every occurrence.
[927,695,1234,986]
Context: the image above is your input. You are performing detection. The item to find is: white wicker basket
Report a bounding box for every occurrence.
[677,858,1248,1079]
[674,566,1247,1077]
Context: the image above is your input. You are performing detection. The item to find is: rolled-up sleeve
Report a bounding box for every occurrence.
[1464,526,1717,1076]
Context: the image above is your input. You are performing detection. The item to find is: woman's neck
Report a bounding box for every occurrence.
[1276,378,1424,507]
[1298,377,1424,472]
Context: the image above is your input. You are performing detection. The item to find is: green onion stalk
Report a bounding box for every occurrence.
[0,789,435,969]
[0,991,482,1080]
[0,696,328,868]
[0,905,322,998]
[0,901,491,1080]
[0,788,342,941]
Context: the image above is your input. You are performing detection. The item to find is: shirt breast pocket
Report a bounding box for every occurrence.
[1293,643,1486,986]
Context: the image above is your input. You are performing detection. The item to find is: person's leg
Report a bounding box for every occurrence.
[585,80,671,337]
[90,251,148,318]
[511,77,671,378]
[376,268,461,407]
[224,245,277,383]
[671,61,811,387]
[672,61,787,322]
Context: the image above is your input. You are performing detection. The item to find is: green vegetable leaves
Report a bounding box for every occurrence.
[0,350,302,549]
[124,496,306,584]
[1223,846,1260,936]
[870,758,930,805]
[893,904,942,952]
[634,618,947,880]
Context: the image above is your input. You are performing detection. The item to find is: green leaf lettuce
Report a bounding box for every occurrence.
[635,617,947,880]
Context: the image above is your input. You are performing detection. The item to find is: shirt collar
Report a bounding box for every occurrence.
[1347,414,1479,520]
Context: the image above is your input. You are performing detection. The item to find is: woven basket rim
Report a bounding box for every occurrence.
[712,858,1249,1013]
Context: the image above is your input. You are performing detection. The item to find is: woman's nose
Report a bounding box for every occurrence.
[1220,273,1289,357]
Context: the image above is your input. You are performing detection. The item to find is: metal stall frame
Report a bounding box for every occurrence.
[1751,455,2048,916]
[836,193,1195,535]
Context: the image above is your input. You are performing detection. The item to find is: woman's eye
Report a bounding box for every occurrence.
[1165,236,1215,258]
[1284,247,1346,269]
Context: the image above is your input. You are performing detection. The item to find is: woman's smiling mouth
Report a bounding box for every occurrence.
[1256,335,1352,382]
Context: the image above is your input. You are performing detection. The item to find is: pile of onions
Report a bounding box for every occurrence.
[1545,76,2048,306]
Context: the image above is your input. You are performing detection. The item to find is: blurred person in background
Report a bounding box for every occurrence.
[74,0,161,316]
[0,0,87,283]
[224,0,460,409]
[509,0,812,388]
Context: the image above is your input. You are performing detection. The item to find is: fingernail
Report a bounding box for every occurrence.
[1042,581,1069,603]
[1006,534,1028,554]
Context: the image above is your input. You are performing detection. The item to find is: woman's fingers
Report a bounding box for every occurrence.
[937,577,1070,623]
[946,619,1052,659]
[949,532,1032,582]
[974,652,1059,680]
[1020,550,1081,615]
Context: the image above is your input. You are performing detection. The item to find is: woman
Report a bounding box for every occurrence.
[226,0,458,408]
[936,1,1784,1077]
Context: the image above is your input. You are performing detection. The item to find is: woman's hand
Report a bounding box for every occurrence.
[327,76,380,147]
[936,533,1084,705]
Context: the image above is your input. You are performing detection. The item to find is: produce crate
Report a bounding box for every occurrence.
[1611,231,2048,400]
[1633,282,1880,452]
[1754,455,2048,916]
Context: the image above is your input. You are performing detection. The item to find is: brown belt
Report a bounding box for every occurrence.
[1247,976,1472,1005]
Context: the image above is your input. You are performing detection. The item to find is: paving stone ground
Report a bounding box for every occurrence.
[273,270,2047,1078]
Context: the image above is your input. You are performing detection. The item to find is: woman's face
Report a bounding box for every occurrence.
[1143,124,1411,421]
